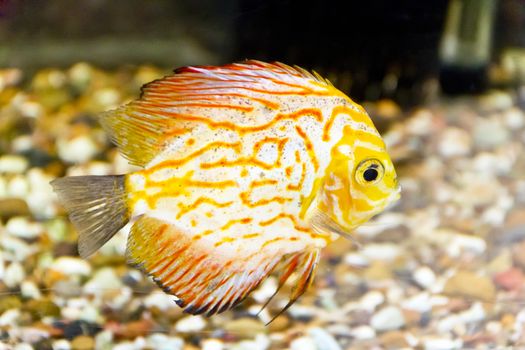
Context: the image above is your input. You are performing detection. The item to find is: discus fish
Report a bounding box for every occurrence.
[51,60,400,318]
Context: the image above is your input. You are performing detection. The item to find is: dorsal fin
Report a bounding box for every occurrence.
[99,60,334,167]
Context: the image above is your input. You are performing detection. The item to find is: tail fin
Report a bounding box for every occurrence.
[51,175,130,258]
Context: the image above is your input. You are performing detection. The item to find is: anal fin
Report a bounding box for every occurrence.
[127,216,283,316]
[260,249,320,324]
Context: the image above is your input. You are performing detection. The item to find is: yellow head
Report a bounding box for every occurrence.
[319,124,400,231]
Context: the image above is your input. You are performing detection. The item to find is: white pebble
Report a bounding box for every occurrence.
[370,306,405,332]
[14,344,33,350]
[1,235,34,261]
[7,175,29,197]
[4,262,25,288]
[95,330,114,350]
[406,109,434,136]
[459,302,485,323]
[83,267,123,295]
[57,135,99,164]
[144,291,176,311]
[109,286,132,310]
[251,277,277,303]
[79,304,102,323]
[401,292,432,313]
[230,334,270,350]
[202,339,224,350]
[343,252,368,267]
[308,327,342,350]
[112,342,136,350]
[19,101,44,119]
[361,243,401,262]
[11,136,33,153]
[349,325,376,340]
[438,128,471,158]
[49,257,92,276]
[6,217,43,239]
[175,315,206,332]
[0,176,7,197]
[474,117,510,150]
[423,337,463,350]
[94,88,121,108]
[358,291,385,312]
[21,280,42,299]
[504,107,525,129]
[0,309,21,326]
[413,266,436,290]
[146,333,184,350]
[290,336,316,350]
[479,90,514,111]
[0,155,28,174]
[52,339,71,350]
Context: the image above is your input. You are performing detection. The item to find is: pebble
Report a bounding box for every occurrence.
[349,325,376,340]
[406,109,434,136]
[9,327,50,344]
[174,315,206,333]
[290,336,316,350]
[52,339,71,350]
[370,306,406,332]
[230,334,270,350]
[443,270,496,301]
[479,90,514,111]
[8,175,30,198]
[94,330,113,350]
[57,135,99,164]
[143,291,176,311]
[224,318,266,338]
[358,291,385,312]
[401,292,432,313]
[0,296,22,314]
[503,107,525,129]
[25,298,61,319]
[83,267,122,295]
[380,330,409,348]
[145,333,184,350]
[493,267,524,291]
[6,216,43,239]
[413,266,436,290]
[423,337,463,350]
[71,336,95,350]
[361,243,402,262]
[0,309,21,327]
[14,344,33,350]
[251,277,277,303]
[0,155,29,174]
[308,327,342,350]
[4,262,26,288]
[437,127,471,158]
[1,235,34,261]
[201,339,224,350]
[49,257,92,277]
[473,117,510,150]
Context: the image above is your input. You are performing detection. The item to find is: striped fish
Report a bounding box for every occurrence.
[52,60,400,319]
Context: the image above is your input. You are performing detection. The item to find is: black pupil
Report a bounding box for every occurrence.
[363,167,378,182]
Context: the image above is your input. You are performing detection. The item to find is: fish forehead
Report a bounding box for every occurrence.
[127,83,381,256]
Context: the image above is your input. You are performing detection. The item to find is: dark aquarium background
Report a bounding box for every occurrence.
[1,1,525,349]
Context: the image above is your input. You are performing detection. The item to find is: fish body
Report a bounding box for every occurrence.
[52,61,400,317]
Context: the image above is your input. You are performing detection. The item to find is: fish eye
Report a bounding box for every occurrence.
[355,159,384,186]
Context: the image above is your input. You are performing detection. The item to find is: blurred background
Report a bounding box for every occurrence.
[1,0,524,102]
[1,1,525,349]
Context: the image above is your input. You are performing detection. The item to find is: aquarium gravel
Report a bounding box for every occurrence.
[0,64,525,349]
